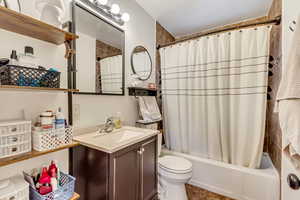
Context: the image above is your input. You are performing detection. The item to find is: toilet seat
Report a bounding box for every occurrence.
[159,156,192,174]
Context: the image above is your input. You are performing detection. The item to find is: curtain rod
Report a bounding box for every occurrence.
[157,15,281,49]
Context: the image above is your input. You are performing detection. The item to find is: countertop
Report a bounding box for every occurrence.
[73,126,159,153]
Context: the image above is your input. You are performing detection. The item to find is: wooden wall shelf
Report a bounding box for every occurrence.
[0,6,78,45]
[0,85,79,92]
[0,142,80,167]
[70,193,80,200]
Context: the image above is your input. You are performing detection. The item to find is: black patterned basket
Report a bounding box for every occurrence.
[0,65,60,88]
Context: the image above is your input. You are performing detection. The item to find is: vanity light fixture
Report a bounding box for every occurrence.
[84,0,130,25]
[111,3,120,14]
[121,13,130,22]
[96,0,107,5]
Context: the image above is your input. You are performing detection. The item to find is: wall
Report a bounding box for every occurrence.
[96,40,122,59]
[76,32,97,92]
[155,23,175,110]
[0,4,69,179]
[73,0,156,128]
[0,0,156,180]
[264,0,282,173]
[281,0,300,199]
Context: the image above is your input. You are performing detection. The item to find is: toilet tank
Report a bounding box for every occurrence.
[157,132,162,157]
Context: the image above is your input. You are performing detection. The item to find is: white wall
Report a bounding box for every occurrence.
[282,0,300,199]
[76,32,96,92]
[0,0,156,179]
[72,0,156,128]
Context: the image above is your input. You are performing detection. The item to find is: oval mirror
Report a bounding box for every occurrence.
[131,46,152,81]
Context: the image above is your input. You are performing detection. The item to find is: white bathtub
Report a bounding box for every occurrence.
[161,149,280,200]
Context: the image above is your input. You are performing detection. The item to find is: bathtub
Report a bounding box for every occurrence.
[161,149,280,200]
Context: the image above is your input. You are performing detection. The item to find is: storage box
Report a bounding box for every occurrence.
[0,65,60,88]
[30,172,75,200]
[0,120,32,159]
[0,175,29,200]
[32,127,73,151]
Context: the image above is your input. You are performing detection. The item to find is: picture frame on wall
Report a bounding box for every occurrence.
[6,0,21,12]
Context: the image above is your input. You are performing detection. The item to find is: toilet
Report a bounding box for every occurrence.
[157,133,193,200]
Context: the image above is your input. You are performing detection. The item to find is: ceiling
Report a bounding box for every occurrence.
[136,0,273,38]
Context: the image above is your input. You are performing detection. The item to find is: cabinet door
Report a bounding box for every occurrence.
[140,138,157,200]
[72,146,109,200]
[110,145,140,200]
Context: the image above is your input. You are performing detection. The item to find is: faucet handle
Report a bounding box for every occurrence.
[106,117,114,124]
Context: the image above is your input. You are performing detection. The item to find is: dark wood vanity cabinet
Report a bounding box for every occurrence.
[72,136,158,200]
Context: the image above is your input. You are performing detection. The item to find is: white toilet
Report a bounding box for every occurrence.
[157,133,193,200]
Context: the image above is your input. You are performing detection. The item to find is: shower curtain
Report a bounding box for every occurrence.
[160,26,271,168]
[100,55,123,94]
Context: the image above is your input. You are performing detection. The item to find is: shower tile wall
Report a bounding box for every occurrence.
[156,23,176,112]
[265,0,282,173]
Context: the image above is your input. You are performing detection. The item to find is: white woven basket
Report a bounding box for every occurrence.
[33,127,73,151]
[0,120,32,159]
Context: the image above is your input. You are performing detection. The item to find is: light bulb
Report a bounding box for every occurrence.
[121,13,130,22]
[96,0,108,5]
[111,4,120,14]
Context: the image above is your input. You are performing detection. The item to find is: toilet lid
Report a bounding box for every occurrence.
[159,156,192,173]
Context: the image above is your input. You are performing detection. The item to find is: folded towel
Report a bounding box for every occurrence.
[279,100,300,168]
[277,14,300,100]
[138,96,162,122]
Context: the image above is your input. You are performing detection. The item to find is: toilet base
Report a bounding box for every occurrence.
[158,178,188,200]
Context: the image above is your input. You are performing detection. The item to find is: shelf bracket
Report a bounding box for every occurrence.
[65,40,76,59]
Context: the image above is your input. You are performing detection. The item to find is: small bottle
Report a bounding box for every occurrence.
[114,112,122,129]
[50,177,58,191]
[39,166,51,185]
[10,50,18,65]
[55,107,65,129]
[48,160,58,178]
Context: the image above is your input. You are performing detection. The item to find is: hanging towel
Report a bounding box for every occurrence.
[279,100,300,168]
[277,14,300,100]
[276,14,300,167]
[138,96,162,122]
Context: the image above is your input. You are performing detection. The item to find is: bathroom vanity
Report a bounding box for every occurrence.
[72,127,158,200]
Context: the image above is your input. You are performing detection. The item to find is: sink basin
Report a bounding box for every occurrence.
[74,126,158,153]
[94,129,144,142]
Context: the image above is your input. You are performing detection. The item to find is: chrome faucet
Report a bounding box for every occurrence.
[98,117,115,134]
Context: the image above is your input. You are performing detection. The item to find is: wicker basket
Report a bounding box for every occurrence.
[30,172,75,200]
[32,127,73,151]
[0,65,60,88]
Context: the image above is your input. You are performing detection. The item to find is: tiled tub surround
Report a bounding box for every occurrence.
[264,0,282,173]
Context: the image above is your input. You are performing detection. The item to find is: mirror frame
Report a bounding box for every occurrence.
[130,46,153,81]
[71,0,125,96]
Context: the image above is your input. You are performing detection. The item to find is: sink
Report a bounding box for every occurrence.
[74,126,158,153]
[93,129,145,143]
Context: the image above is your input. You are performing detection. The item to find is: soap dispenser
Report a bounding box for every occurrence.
[114,112,122,129]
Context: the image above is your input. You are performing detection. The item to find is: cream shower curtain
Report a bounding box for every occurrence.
[160,26,271,168]
[100,55,123,94]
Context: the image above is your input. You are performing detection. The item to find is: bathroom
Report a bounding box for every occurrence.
[0,0,300,199]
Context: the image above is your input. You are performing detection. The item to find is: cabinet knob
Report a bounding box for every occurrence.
[137,148,145,155]
[137,150,143,155]
[287,174,300,190]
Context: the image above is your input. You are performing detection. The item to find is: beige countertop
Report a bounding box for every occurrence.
[73,126,158,153]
